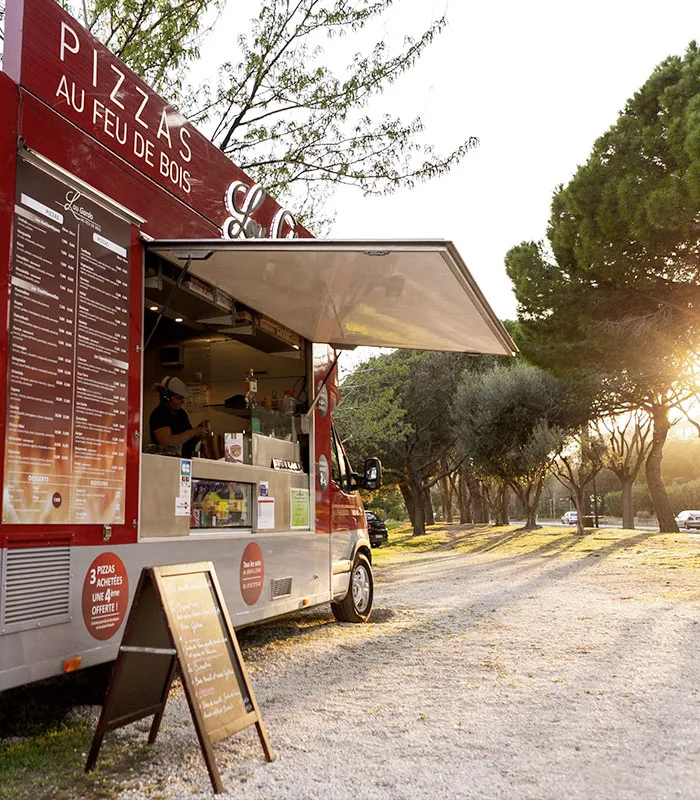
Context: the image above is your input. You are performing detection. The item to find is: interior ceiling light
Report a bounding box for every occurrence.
[149,305,158,311]
[175,317,184,323]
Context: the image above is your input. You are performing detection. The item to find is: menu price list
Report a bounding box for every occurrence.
[2,159,130,525]
[162,572,253,743]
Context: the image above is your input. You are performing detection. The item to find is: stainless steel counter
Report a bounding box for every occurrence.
[140,453,310,539]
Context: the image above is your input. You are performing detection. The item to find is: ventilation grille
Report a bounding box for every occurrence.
[271,577,292,599]
[1,546,72,633]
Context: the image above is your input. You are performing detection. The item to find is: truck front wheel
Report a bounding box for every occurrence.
[331,553,373,623]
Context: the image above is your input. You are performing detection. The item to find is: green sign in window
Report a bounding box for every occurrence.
[290,488,309,529]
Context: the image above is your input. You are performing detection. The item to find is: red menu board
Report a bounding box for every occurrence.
[2,158,130,524]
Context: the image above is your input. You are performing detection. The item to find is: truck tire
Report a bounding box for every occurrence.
[331,553,373,623]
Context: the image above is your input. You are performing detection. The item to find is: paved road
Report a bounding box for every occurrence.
[521,519,660,531]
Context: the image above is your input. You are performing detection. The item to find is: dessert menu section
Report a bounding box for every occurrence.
[2,159,130,524]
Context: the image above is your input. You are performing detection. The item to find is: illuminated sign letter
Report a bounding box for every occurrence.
[222,181,266,239]
[270,208,298,239]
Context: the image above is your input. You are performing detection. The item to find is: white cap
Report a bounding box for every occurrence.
[159,376,191,397]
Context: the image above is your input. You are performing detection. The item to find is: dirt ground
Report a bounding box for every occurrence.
[4,525,700,799]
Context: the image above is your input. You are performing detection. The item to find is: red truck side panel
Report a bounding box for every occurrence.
[0,77,19,549]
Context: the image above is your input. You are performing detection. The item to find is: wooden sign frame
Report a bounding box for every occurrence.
[85,562,273,793]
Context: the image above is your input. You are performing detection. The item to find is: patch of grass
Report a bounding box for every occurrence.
[0,722,93,800]
[0,721,150,800]
[373,521,700,573]
[0,666,156,799]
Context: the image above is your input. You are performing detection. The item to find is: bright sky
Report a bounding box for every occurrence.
[327,0,700,322]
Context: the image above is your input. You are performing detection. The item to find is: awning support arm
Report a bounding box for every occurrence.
[304,349,342,420]
[144,258,192,351]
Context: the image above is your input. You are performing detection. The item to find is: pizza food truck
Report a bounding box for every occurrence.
[0,0,515,692]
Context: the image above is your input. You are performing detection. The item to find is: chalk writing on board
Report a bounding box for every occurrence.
[160,571,254,726]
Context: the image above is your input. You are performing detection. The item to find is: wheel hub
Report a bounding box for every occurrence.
[352,564,370,612]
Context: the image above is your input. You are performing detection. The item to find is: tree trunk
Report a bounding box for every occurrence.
[620,476,635,530]
[645,403,677,533]
[456,468,471,524]
[399,482,415,526]
[412,492,426,536]
[572,487,587,534]
[512,478,543,531]
[423,488,435,526]
[440,474,454,523]
[481,494,490,523]
[494,482,510,526]
[405,467,426,536]
[468,475,487,523]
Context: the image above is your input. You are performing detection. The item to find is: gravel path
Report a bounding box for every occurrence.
[106,542,700,799]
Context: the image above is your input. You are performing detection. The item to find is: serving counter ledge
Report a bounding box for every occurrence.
[140,453,311,539]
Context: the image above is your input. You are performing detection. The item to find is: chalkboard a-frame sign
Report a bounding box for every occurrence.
[85,562,273,793]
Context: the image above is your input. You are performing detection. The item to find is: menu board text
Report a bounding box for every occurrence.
[2,159,130,524]
[160,571,253,743]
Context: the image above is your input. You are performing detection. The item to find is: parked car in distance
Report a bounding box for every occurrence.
[366,511,389,547]
[561,510,578,525]
[675,510,700,530]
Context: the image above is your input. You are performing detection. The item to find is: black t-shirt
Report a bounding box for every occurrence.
[149,403,196,458]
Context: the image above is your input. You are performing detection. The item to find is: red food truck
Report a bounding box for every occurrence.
[0,0,515,692]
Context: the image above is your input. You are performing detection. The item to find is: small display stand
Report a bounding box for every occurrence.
[85,562,273,793]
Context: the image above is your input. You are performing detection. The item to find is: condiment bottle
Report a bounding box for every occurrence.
[282,389,296,415]
[245,368,257,408]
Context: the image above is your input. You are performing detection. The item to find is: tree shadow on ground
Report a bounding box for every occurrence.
[0,663,112,738]
[422,523,657,562]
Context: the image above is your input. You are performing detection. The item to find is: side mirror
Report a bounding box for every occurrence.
[363,457,382,491]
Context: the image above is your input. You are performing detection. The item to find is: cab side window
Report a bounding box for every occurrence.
[331,425,350,490]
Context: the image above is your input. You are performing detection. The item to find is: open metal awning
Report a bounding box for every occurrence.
[144,239,517,356]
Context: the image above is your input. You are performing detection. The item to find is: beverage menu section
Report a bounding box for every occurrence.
[160,570,253,743]
[2,159,130,524]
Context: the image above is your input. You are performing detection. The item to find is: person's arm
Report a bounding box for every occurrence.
[153,425,203,447]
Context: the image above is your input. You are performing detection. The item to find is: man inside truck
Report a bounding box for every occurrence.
[149,376,207,458]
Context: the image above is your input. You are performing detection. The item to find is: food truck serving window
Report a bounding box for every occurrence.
[139,251,312,540]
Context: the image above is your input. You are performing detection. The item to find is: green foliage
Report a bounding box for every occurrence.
[362,483,407,520]
[336,349,483,534]
[334,352,412,472]
[336,349,474,477]
[197,0,476,221]
[506,42,700,406]
[605,479,700,517]
[451,360,589,485]
[59,0,219,99]
[670,478,700,513]
[505,43,700,530]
